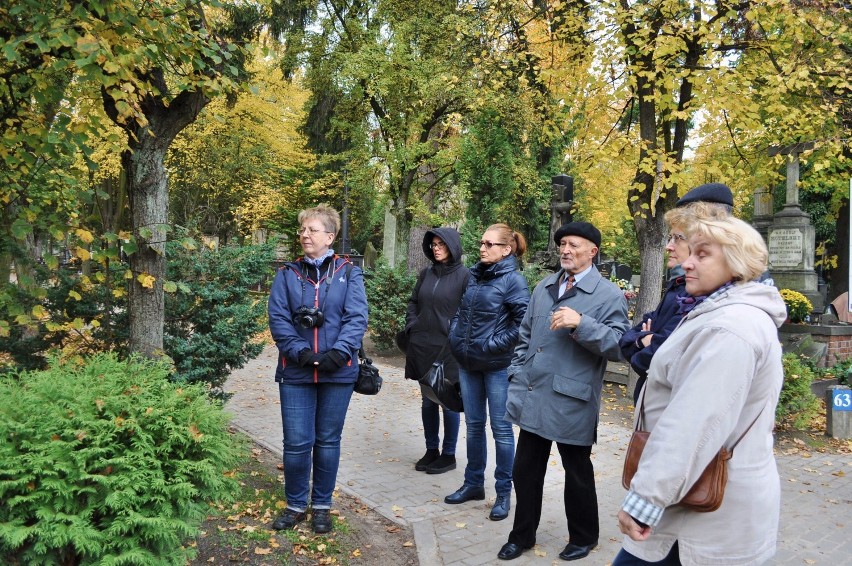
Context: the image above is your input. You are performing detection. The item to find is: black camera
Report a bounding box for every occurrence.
[293,306,324,329]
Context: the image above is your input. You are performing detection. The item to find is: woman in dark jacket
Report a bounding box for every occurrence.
[444,223,530,522]
[267,204,368,535]
[403,228,470,474]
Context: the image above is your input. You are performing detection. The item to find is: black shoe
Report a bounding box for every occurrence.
[272,508,306,530]
[415,449,440,471]
[312,508,333,534]
[444,485,485,504]
[425,454,456,474]
[558,541,598,561]
[489,494,510,521]
[497,542,529,560]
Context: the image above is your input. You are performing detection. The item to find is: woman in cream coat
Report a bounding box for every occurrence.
[615,213,787,566]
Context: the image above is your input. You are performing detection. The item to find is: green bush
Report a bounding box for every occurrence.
[363,261,416,351]
[777,353,821,429]
[0,353,244,565]
[164,241,275,398]
[1,241,274,398]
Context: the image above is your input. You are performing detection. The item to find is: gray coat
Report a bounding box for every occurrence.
[505,266,629,446]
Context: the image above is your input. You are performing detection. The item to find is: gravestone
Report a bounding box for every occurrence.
[766,142,823,312]
[382,202,397,267]
[752,187,773,241]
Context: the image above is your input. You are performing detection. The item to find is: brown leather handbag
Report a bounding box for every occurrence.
[622,391,760,513]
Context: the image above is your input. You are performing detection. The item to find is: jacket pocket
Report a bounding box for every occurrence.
[552,374,592,402]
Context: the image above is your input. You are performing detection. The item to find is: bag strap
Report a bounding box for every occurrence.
[635,383,764,455]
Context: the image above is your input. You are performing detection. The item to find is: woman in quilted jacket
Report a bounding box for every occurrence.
[445,223,530,522]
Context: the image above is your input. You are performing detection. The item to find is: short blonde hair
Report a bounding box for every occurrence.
[664,201,728,231]
[298,204,340,236]
[685,215,768,283]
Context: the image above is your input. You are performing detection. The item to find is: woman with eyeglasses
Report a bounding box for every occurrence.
[618,200,727,402]
[400,228,470,474]
[445,223,530,522]
[615,213,785,566]
[267,204,368,535]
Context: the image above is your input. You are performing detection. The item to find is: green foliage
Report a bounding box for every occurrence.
[779,289,813,323]
[165,241,276,397]
[520,262,554,292]
[777,353,821,430]
[1,241,274,397]
[363,261,416,351]
[0,353,244,565]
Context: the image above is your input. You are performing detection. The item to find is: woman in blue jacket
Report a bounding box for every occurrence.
[445,223,530,522]
[267,204,368,535]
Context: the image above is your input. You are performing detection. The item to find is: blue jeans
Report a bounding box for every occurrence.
[278,381,354,511]
[457,367,514,495]
[612,542,681,565]
[420,383,460,454]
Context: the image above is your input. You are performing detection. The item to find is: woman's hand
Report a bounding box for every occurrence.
[618,510,652,541]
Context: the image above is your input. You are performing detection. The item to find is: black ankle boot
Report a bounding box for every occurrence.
[415,449,440,471]
[425,454,456,474]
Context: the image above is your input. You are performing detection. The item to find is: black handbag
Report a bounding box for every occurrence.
[354,346,382,395]
[419,345,463,412]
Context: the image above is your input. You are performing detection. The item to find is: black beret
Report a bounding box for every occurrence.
[554,221,601,248]
[676,182,733,207]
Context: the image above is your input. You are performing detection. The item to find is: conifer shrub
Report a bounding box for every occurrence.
[363,261,416,351]
[0,353,244,565]
[777,353,821,430]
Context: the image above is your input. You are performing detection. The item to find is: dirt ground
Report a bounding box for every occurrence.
[190,441,419,565]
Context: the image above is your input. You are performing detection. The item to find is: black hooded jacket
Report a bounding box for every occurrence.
[402,227,470,382]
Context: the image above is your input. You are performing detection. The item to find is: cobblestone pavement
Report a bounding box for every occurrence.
[225,345,851,565]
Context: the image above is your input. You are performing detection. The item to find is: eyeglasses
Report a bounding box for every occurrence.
[667,233,687,244]
[479,240,507,249]
[429,242,447,249]
[297,226,330,236]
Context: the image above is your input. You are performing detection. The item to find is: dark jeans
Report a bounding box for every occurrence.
[457,367,515,495]
[612,542,681,565]
[278,381,354,511]
[508,429,598,548]
[420,383,460,454]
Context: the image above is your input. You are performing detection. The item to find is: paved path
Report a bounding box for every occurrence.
[225,345,852,565]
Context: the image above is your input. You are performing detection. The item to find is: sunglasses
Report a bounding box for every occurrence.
[479,240,507,249]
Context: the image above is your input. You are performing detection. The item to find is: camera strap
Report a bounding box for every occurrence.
[289,256,354,311]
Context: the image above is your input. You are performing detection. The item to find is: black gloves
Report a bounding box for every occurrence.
[317,350,347,372]
[297,349,347,372]
[297,349,321,367]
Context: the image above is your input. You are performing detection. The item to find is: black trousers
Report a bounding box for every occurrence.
[507,428,599,548]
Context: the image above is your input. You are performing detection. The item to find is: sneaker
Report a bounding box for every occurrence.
[425,454,456,474]
[415,449,440,471]
[312,509,333,534]
[272,508,306,530]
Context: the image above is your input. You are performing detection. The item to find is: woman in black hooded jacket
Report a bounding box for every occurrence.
[402,227,470,474]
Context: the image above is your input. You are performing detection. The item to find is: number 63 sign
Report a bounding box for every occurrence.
[832,389,852,411]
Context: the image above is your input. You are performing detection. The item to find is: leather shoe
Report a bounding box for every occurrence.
[558,541,597,561]
[497,542,528,560]
[444,485,485,504]
[271,508,306,530]
[489,494,510,520]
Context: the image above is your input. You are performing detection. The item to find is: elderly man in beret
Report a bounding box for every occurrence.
[497,221,629,562]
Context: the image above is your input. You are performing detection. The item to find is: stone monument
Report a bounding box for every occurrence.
[766,142,823,312]
[534,174,574,269]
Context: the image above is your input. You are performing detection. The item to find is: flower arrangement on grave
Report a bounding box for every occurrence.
[779,289,813,323]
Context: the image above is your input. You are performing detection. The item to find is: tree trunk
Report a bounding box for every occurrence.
[123,145,169,357]
[104,83,208,358]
